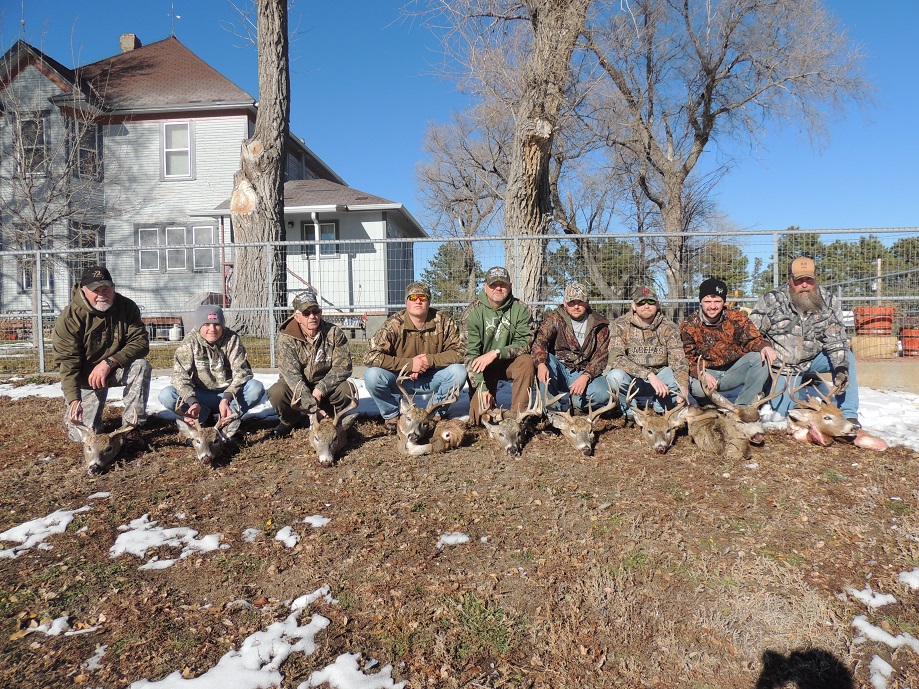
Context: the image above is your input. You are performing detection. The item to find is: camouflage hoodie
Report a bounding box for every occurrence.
[52,285,150,404]
[531,306,610,378]
[363,308,463,371]
[276,316,352,406]
[171,327,253,404]
[459,290,535,388]
[749,285,849,374]
[679,307,769,378]
[606,309,689,389]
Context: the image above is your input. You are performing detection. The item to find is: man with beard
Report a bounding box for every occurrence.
[52,265,152,438]
[749,256,860,426]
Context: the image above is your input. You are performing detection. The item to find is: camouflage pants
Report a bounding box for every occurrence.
[268,379,354,426]
[64,359,152,439]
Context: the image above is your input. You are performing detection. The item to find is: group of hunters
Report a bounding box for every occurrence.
[52,255,861,456]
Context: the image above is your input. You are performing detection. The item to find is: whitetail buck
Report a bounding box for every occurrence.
[785,376,887,451]
[479,383,548,457]
[625,379,685,455]
[696,361,788,446]
[396,366,462,456]
[176,414,240,466]
[70,410,139,475]
[307,381,360,467]
[545,379,617,456]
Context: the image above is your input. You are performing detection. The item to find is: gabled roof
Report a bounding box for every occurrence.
[77,36,253,112]
[208,179,428,238]
[0,40,102,108]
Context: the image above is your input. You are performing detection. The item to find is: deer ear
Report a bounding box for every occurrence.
[222,418,241,438]
[340,414,359,432]
[175,419,195,439]
[399,397,413,414]
[547,411,565,429]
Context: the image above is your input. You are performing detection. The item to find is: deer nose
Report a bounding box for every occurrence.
[581,447,593,457]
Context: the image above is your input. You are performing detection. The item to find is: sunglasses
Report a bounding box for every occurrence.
[303,308,322,316]
[407,294,429,303]
[635,299,657,306]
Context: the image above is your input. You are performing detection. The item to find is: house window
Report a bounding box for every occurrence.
[300,221,338,257]
[192,225,215,270]
[163,122,192,178]
[165,226,187,270]
[69,223,105,274]
[19,258,54,293]
[21,116,47,175]
[138,228,160,271]
[69,119,102,179]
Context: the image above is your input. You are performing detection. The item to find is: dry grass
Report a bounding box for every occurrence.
[0,396,917,688]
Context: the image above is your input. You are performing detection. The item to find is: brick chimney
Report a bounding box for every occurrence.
[119,34,142,53]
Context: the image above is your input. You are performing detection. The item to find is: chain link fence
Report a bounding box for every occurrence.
[2,227,917,373]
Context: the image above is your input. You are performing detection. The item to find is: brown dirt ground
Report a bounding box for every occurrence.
[0,392,918,689]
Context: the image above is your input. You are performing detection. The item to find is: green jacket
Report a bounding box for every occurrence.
[459,290,534,387]
[171,328,253,403]
[276,316,352,409]
[52,285,150,404]
[363,307,463,371]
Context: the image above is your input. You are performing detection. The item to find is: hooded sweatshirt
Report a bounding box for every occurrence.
[52,285,150,404]
[606,309,689,389]
[171,327,253,404]
[460,289,534,388]
[276,315,352,407]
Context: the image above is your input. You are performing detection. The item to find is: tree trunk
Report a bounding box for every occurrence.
[503,0,588,305]
[228,0,290,337]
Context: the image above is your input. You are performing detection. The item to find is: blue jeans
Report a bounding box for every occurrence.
[769,350,859,419]
[606,367,681,414]
[158,378,266,421]
[540,354,610,412]
[364,364,467,419]
[689,351,771,406]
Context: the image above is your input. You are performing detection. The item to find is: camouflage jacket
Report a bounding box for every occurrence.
[52,285,150,404]
[606,310,689,389]
[531,306,610,378]
[277,317,352,408]
[459,290,535,388]
[748,285,849,374]
[679,307,769,377]
[171,328,253,403]
[363,308,463,372]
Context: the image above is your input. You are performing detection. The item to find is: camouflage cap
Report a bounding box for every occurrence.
[405,281,432,299]
[485,266,511,286]
[563,282,589,303]
[292,290,320,312]
[631,285,659,303]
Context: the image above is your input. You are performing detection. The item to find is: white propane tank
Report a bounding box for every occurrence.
[169,324,183,341]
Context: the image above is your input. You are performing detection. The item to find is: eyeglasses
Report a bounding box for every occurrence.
[304,309,322,316]
[635,299,657,306]
[407,294,429,303]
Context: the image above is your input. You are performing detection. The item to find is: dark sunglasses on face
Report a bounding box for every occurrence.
[635,299,657,306]
[407,294,429,303]
[304,308,322,316]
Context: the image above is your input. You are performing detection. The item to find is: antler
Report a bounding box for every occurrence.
[752,362,788,409]
[424,383,461,420]
[330,380,360,426]
[586,377,618,422]
[788,375,824,411]
[395,363,416,406]
[625,378,641,410]
[516,382,547,422]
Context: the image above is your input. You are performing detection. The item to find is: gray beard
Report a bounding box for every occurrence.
[94,300,113,312]
[789,288,825,313]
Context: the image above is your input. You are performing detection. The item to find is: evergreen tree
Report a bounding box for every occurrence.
[419,242,484,313]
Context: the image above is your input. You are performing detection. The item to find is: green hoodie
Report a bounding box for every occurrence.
[459,289,534,387]
[52,285,150,404]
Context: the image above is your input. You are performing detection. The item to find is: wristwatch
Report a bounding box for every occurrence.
[104,358,117,368]
[492,349,501,357]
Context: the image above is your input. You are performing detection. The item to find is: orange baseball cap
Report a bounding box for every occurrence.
[789,257,816,279]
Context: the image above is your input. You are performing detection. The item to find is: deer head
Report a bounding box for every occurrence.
[786,377,857,446]
[697,360,787,445]
[176,413,239,465]
[480,383,546,457]
[396,365,462,456]
[71,412,138,475]
[307,381,360,467]
[545,378,617,456]
[626,379,686,454]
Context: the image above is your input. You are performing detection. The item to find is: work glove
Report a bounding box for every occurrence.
[832,367,849,392]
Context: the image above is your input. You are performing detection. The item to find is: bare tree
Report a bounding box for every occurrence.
[583,0,871,303]
[416,108,506,300]
[228,0,290,336]
[411,0,590,304]
[0,43,115,347]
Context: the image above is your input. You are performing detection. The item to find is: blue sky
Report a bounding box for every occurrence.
[2,0,916,233]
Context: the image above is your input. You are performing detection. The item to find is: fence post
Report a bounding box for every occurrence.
[36,249,46,373]
[512,235,520,286]
[772,232,780,289]
[267,243,276,368]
